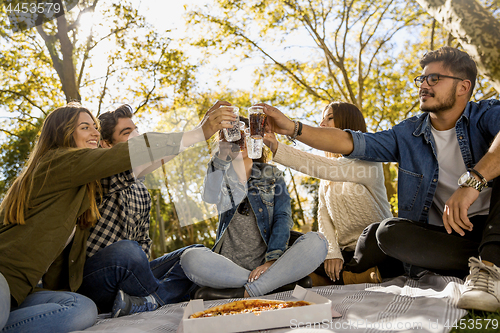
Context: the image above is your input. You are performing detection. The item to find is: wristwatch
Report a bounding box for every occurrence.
[458,170,486,192]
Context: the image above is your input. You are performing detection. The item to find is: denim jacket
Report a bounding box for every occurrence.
[347,99,500,223]
[202,155,293,262]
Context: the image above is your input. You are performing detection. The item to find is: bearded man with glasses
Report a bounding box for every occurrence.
[260,46,500,313]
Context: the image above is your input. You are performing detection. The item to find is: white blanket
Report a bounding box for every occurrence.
[76,273,467,333]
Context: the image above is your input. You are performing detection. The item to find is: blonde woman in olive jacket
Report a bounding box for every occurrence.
[0,101,233,333]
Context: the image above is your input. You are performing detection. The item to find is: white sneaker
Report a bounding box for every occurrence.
[457,257,500,312]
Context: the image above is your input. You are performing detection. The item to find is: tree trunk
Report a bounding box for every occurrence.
[416,0,500,93]
[288,168,305,226]
[161,164,183,245]
[35,0,81,102]
[156,193,166,254]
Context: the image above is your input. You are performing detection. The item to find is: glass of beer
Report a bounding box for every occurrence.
[232,121,247,152]
[248,106,267,139]
[222,106,241,142]
[245,128,263,159]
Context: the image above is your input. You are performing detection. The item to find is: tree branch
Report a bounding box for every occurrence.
[68,0,99,32]
[0,89,47,115]
[97,61,113,115]
[0,129,22,138]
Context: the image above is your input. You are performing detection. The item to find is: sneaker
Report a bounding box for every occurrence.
[111,290,159,318]
[457,257,500,312]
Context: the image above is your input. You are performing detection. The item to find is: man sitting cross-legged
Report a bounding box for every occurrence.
[77,104,203,317]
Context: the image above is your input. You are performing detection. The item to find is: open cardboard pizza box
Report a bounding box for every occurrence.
[181,285,340,333]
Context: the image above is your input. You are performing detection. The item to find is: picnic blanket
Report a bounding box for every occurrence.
[75,273,467,333]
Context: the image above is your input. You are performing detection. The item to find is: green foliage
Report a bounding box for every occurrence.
[186,0,426,124]
[0,0,196,197]
[0,117,43,198]
[149,189,218,259]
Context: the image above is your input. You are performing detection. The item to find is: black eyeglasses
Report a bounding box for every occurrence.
[413,73,465,88]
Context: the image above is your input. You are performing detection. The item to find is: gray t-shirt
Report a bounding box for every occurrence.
[219,199,267,271]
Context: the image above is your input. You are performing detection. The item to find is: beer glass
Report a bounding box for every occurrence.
[245,128,263,159]
[232,121,247,152]
[248,106,267,139]
[222,106,241,142]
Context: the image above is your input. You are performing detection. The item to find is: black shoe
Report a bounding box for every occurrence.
[111,290,159,318]
[193,287,245,301]
[267,275,313,294]
[298,275,313,288]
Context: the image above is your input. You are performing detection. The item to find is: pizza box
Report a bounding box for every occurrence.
[181,285,338,333]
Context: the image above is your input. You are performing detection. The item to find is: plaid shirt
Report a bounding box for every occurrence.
[86,170,152,258]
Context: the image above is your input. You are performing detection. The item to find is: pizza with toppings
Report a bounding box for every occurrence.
[189,299,313,318]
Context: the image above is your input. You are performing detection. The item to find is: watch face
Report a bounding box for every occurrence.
[458,172,470,186]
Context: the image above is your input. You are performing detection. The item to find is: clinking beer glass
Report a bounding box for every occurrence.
[231,121,247,152]
[245,128,263,159]
[221,106,241,142]
[247,106,267,159]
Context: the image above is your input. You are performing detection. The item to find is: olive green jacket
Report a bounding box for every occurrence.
[0,132,183,306]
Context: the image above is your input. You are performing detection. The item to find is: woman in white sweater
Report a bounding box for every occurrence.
[264,102,399,284]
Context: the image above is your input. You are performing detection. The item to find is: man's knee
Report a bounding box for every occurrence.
[376,218,404,253]
[101,240,146,266]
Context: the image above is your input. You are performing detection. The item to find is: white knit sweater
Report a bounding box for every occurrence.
[273,143,393,261]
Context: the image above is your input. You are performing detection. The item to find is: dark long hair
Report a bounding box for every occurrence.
[325,102,367,133]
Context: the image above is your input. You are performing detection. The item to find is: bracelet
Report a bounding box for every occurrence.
[297,121,303,137]
[286,120,299,145]
[468,168,488,186]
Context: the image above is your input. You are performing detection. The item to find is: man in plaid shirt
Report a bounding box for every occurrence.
[77,105,203,317]
[87,167,152,258]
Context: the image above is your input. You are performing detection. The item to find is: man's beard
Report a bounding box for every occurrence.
[419,82,457,113]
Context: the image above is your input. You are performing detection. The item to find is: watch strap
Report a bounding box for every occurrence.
[468,168,488,187]
[460,172,485,192]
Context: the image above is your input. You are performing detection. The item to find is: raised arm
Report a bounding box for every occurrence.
[270,141,381,188]
[134,101,237,178]
[202,155,231,205]
[257,103,354,155]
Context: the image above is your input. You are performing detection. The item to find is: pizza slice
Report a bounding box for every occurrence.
[189,299,313,318]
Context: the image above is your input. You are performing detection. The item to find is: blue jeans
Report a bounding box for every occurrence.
[78,240,203,312]
[1,291,97,333]
[0,273,9,330]
[180,232,328,296]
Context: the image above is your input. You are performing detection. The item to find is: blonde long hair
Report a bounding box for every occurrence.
[0,102,102,228]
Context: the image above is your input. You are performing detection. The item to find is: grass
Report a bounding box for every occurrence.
[450,310,500,332]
